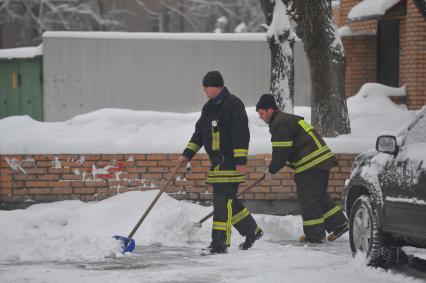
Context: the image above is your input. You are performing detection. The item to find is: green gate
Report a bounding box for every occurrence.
[0,57,43,120]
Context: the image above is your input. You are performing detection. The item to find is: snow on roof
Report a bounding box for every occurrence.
[348,0,401,21]
[43,31,268,42]
[0,44,42,60]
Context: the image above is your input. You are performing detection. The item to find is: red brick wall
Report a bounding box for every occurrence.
[333,5,341,27]
[400,1,426,109]
[342,35,377,97]
[0,154,356,207]
[337,0,379,98]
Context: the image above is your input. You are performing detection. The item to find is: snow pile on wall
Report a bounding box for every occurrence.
[338,26,353,37]
[0,83,417,154]
[345,83,413,139]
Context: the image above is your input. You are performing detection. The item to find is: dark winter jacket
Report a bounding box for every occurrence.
[182,87,249,183]
[268,110,338,174]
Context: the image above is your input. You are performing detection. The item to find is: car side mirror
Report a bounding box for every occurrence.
[376,135,399,156]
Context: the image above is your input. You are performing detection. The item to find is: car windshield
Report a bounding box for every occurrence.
[400,106,426,145]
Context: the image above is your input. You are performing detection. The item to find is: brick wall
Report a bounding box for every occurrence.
[0,154,356,209]
[337,0,379,98]
[342,35,377,97]
[400,1,426,109]
[333,5,341,27]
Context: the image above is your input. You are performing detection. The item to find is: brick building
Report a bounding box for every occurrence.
[333,0,426,109]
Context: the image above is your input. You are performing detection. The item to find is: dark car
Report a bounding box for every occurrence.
[344,106,426,268]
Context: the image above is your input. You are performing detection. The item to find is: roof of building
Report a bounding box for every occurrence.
[0,45,42,60]
[348,0,401,21]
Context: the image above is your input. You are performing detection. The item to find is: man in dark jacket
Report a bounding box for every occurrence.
[256,94,348,243]
[177,71,263,255]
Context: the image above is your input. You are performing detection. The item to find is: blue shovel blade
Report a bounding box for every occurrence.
[113,235,136,253]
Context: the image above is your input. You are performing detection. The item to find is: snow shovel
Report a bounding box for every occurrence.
[113,165,181,253]
[187,173,266,233]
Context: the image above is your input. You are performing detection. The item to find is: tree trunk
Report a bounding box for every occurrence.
[269,33,295,113]
[260,0,295,113]
[292,0,350,137]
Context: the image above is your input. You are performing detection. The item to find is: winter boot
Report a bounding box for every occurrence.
[239,228,263,250]
[200,242,228,256]
[299,235,324,244]
[327,222,349,241]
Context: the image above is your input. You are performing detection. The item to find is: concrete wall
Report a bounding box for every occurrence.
[42,32,311,121]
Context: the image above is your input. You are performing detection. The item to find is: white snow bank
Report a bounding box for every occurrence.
[325,84,415,153]
[348,0,401,21]
[0,44,42,59]
[0,83,417,154]
[0,191,302,262]
[356,83,406,97]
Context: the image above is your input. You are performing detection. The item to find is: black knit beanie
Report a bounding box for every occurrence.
[202,71,224,87]
[256,94,278,110]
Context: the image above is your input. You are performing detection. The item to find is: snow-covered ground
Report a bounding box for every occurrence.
[0,83,415,154]
[1,191,425,283]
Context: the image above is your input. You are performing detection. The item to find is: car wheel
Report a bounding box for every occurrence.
[349,195,392,268]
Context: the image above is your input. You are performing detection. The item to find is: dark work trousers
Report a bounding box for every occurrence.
[211,183,258,246]
[294,168,348,240]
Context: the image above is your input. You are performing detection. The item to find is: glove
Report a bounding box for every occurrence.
[264,168,274,183]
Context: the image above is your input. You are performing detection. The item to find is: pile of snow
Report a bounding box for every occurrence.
[0,83,418,154]
[325,83,415,153]
[0,44,42,59]
[338,26,354,37]
[0,190,302,262]
[348,0,401,21]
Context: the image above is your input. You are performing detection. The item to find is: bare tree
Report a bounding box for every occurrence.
[260,0,295,113]
[0,0,124,46]
[134,0,264,33]
[287,0,350,137]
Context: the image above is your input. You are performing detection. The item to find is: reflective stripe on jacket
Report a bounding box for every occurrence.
[268,110,338,174]
[182,87,249,183]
